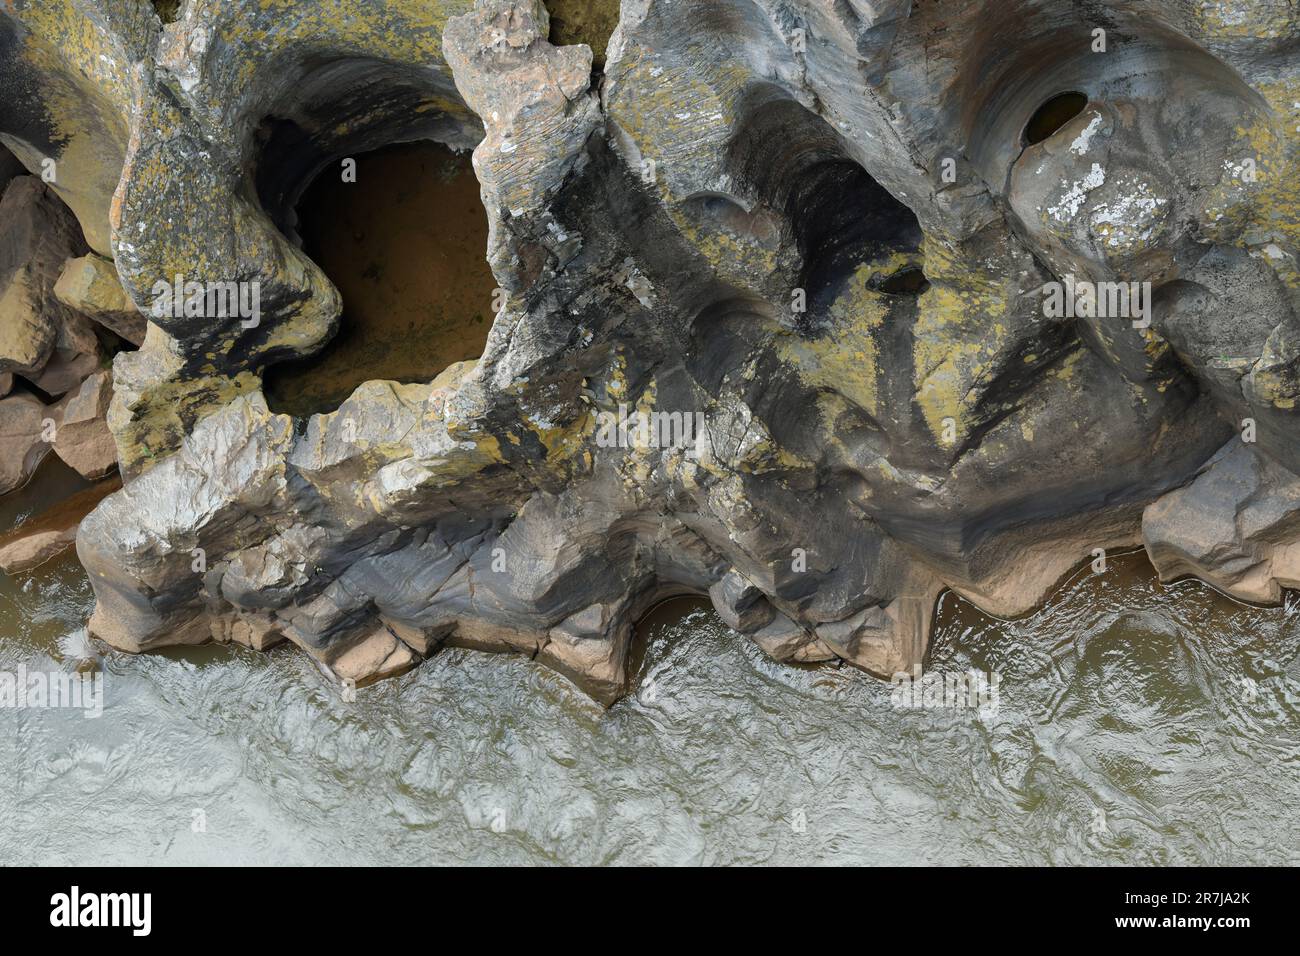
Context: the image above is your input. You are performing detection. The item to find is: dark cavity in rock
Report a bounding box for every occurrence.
[793,160,924,319]
[876,265,931,296]
[1023,91,1089,145]
[545,0,620,69]
[263,141,496,418]
[151,1,180,25]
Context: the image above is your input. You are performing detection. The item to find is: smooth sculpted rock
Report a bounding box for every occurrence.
[0,0,1290,701]
[0,177,91,377]
[0,392,57,495]
[1144,441,1300,604]
[77,392,296,651]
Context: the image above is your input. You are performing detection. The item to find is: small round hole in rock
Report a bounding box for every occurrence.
[875,265,930,296]
[264,141,497,418]
[1022,91,1088,146]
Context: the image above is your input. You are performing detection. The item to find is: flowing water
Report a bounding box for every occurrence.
[2,545,1298,865]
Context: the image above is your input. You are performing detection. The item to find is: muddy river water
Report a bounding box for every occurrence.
[2,542,1297,865]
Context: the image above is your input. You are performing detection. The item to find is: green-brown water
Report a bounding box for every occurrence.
[2,547,1297,865]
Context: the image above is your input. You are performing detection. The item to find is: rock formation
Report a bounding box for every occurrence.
[0,0,1297,702]
[0,166,132,490]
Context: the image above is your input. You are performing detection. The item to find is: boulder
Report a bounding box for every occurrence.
[53,254,148,346]
[29,349,100,397]
[708,569,775,634]
[329,628,420,688]
[53,371,116,479]
[0,177,89,377]
[0,391,56,495]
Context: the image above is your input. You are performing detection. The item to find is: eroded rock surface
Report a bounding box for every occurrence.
[0,0,1297,699]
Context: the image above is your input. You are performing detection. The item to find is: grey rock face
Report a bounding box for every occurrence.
[1144,441,1300,604]
[0,0,1297,697]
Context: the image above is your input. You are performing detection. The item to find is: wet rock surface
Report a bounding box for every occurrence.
[0,471,121,573]
[0,0,1297,699]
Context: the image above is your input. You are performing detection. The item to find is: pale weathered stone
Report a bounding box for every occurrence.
[329,628,420,687]
[0,527,78,574]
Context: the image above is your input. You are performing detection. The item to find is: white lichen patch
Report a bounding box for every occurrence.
[1046,163,1106,221]
[1070,114,1105,155]
[1088,179,1169,250]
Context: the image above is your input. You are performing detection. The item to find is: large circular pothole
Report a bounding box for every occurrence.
[263,141,497,418]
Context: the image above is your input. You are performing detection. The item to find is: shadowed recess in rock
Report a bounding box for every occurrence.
[876,265,931,296]
[0,455,92,532]
[626,595,713,681]
[1022,91,1088,145]
[793,160,925,313]
[727,91,925,321]
[150,1,180,25]
[263,142,497,418]
[0,141,22,191]
[545,0,620,69]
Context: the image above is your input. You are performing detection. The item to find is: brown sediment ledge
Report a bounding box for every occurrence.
[263,141,497,418]
[0,471,122,573]
[0,448,93,529]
